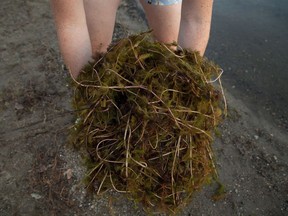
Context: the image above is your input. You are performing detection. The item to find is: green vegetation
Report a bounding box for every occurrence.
[70,32,226,213]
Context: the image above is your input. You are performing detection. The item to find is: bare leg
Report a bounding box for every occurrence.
[178,0,213,55]
[51,0,121,78]
[139,0,182,44]
[50,0,92,78]
[83,0,121,56]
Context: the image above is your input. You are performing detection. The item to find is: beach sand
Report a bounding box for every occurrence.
[0,0,287,215]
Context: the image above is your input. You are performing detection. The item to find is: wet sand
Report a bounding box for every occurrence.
[208,0,288,133]
[0,0,287,215]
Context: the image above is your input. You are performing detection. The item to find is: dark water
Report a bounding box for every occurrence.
[207,0,288,132]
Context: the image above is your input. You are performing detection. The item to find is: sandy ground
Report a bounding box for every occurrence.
[0,0,287,215]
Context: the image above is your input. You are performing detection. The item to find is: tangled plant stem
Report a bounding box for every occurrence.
[70,32,225,213]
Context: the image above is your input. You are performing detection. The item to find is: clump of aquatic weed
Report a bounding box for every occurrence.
[69,32,226,214]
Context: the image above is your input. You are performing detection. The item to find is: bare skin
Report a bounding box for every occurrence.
[50,0,92,78]
[178,0,214,55]
[83,0,122,56]
[50,0,121,77]
[50,0,213,78]
[140,0,182,44]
